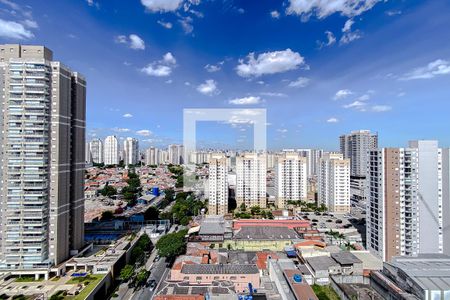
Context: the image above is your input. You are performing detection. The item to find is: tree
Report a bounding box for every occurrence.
[119,265,134,282]
[156,229,188,258]
[239,203,246,212]
[250,206,261,215]
[136,269,149,286]
[100,185,117,197]
[101,210,114,221]
[137,233,152,252]
[143,207,159,221]
[130,246,144,265]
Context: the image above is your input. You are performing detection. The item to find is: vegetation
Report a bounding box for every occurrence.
[161,192,205,225]
[49,291,65,300]
[156,229,188,258]
[130,233,152,265]
[234,205,274,219]
[122,171,142,207]
[311,285,341,300]
[135,269,149,286]
[68,274,104,300]
[12,295,26,300]
[287,200,327,212]
[99,184,117,197]
[143,206,159,220]
[15,276,42,282]
[119,264,134,282]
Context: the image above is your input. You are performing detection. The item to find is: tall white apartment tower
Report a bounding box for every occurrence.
[236,153,267,209]
[366,141,450,261]
[297,149,324,178]
[0,44,86,275]
[275,152,307,208]
[145,147,160,166]
[123,137,139,165]
[340,130,378,177]
[104,135,119,165]
[89,138,103,164]
[208,153,228,215]
[318,153,350,213]
[168,144,184,165]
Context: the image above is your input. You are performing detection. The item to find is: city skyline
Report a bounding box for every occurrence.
[0,1,449,149]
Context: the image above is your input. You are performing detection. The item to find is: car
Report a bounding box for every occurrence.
[153,255,160,262]
[148,280,157,291]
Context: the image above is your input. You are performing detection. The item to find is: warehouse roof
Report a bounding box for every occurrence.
[181,264,259,275]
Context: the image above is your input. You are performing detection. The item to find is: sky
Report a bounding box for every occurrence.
[0,0,449,150]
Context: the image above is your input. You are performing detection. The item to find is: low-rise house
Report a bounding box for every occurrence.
[305,256,340,285]
[226,226,300,251]
[331,252,363,276]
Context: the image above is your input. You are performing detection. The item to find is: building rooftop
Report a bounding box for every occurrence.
[233,226,299,240]
[181,264,259,275]
[284,269,319,300]
[331,252,362,266]
[306,256,339,272]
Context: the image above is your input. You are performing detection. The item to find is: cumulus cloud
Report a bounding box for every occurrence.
[229,96,262,105]
[260,92,287,97]
[277,128,288,133]
[327,117,339,123]
[342,19,354,32]
[141,0,184,12]
[343,100,367,110]
[400,59,450,80]
[205,61,224,72]
[123,113,133,118]
[333,89,353,100]
[340,18,362,44]
[288,76,310,88]
[157,20,173,29]
[286,0,383,20]
[113,127,131,133]
[0,19,34,39]
[271,10,280,18]
[136,129,153,136]
[179,16,194,34]
[115,34,145,50]
[236,49,307,77]
[197,79,219,96]
[141,52,177,77]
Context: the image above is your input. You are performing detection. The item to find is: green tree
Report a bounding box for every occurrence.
[239,203,246,212]
[119,264,134,282]
[250,206,261,215]
[131,246,144,265]
[156,229,188,258]
[100,185,117,197]
[136,269,149,286]
[137,233,152,252]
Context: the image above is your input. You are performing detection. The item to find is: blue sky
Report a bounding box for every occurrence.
[0,0,449,150]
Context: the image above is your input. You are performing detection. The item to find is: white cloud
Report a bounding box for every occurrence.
[157,20,173,29]
[318,30,336,48]
[129,34,145,50]
[288,76,310,88]
[163,52,177,64]
[236,49,306,77]
[86,0,100,8]
[340,19,362,44]
[327,117,339,123]
[286,0,383,20]
[0,18,33,39]
[229,96,261,105]
[197,79,219,96]
[260,92,287,97]
[397,91,406,97]
[356,94,370,101]
[136,129,152,136]
[141,53,177,77]
[386,10,401,16]
[115,34,145,50]
[204,61,224,73]
[344,100,366,110]
[141,0,183,12]
[371,105,392,112]
[113,127,131,133]
[123,113,133,118]
[179,16,194,34]
[271,10,280,18]
[165,79,173,84]
[277,128,288,133]
[333,89,353,100]
[21,19,38,28]
[400,59,450,80]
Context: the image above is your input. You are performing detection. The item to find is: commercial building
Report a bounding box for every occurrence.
[366,141,449,261]
[275,152,308,208]
[236,153,267,209]
[208,153,228,215]
[0,44,85,276]
[318,153,350,213]
[104,135,119,165]
[123,137,139,165]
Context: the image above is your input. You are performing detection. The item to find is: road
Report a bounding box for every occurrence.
[132,257,170,300]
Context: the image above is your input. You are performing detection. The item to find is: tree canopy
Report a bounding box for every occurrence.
[156,229,188,258]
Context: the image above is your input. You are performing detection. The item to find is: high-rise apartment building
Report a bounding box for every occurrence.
[275,152,307,208]
[168,144,184,165]
[340,130,378,177]
[145,147,160,166]
[0,44,85,276]
[318,153,350,213]
[297,149,324,178]
[443,148,450,256]
[366,141,450,261]
[104,135,119,165]
[208,153,228,215]
[236,153,267,209]
[89,138,103,164]
[123,137,139,166]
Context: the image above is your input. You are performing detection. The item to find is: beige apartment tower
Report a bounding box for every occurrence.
[0,44,86,276]
[236,153,267,209]
[275,152,308,208]
[207,154,228,215]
